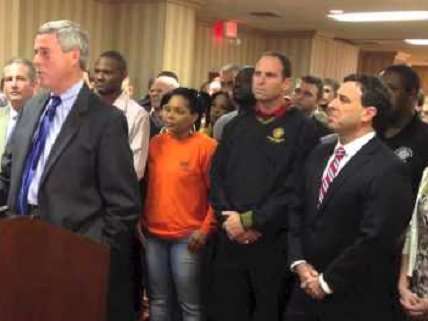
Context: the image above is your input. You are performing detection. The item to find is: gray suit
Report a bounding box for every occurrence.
[0,84,141,321]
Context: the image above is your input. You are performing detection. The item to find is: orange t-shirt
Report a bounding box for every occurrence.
[141,132,217,239]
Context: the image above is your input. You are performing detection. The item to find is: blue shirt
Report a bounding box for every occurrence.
[27,80,83,205]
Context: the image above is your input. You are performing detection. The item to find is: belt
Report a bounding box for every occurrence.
[1,205,40,218]
[27,204,40,218]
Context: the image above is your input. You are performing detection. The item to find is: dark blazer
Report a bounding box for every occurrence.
[288,136,413,321]
[0,85,141,321]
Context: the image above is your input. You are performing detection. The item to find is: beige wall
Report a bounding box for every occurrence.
[0,0,22,67]
[162,2,196,86]
[0,0,360,95]
[193,30,358,88]
[16,0,168,95]
[357,50,396,75]
[266,34,313,78]
[193,23,267,88]
[310,34,359,81]
[0,0,183,95]
[2,0,115,68]
[113,1,167,95]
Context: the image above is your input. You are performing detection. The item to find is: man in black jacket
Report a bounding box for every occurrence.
[208,51,319,321]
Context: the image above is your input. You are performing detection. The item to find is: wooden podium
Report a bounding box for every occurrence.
[0,217,110,321]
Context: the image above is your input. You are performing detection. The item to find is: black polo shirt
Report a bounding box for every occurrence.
[382,114,428,196]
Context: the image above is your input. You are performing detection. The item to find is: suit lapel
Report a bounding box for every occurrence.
[39,85,90,188]
[317,138,379,213]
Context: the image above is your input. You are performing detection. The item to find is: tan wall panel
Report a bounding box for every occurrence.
[18,0,115,69]
[163,2,195,86]
[113,2,166,97]
[12,0,167,97]
[4,0,359,97]
[192,23,267,88]
[265,36,313,78]
[311,35,359,81]
[357,50,396,75]
[0,0,20,67]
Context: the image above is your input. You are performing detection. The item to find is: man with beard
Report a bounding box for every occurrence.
[212,66,255,141]
[94,50,149,179]
[380,64,428,195]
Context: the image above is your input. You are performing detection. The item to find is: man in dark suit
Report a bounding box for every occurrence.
[286,74,414,321]
[0,20,140,321]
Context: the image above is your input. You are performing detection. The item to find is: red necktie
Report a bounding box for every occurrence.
[318,146,346,207]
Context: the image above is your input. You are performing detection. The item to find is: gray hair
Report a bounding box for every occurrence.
[3,58,37,82]
[154,75,180,89]
[220,63,240,75]
[37,20,89,70]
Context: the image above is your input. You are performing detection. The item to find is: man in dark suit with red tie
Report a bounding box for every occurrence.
[285,74,414,321]
[0,20,140,321]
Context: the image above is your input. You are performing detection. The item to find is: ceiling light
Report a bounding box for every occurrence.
[328,11,428,22]
[329,10,344,15]
[405,39,428,45]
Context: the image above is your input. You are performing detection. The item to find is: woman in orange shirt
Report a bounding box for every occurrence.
[140,87,217,321]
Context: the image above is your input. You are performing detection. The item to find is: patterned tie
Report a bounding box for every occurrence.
[318,146,346,207]
[16,95,62,215]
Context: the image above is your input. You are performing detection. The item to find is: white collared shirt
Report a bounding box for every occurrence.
[113,92,150,179]
[322,131,376,179]
[6,107,19,143]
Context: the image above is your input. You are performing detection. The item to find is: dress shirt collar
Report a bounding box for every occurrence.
[335,131,376,159]
[9,106,18,120]
[51,80,84,104]
[113,91,128,106]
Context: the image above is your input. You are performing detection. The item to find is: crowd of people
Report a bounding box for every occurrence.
[2,19,428,321]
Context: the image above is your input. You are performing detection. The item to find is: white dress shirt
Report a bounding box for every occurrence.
[113,92,150,179]
[6,107,19,143]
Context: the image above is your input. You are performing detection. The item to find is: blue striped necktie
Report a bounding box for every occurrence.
[16,95,62,215]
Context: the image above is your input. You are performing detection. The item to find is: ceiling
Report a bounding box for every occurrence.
[197,0,428,65]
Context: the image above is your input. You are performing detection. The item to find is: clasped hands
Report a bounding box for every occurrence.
[222,211,262,245]
[295,262,327,300]
[400,284,428,318]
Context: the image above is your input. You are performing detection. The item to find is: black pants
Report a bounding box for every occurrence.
[284,280,318,321]
[107,234,139,321]
[207,236,286,321]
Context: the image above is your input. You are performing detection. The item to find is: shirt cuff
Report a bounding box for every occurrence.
[290,260,307,272]
[240,210,253,229]
[319,274,333,295]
